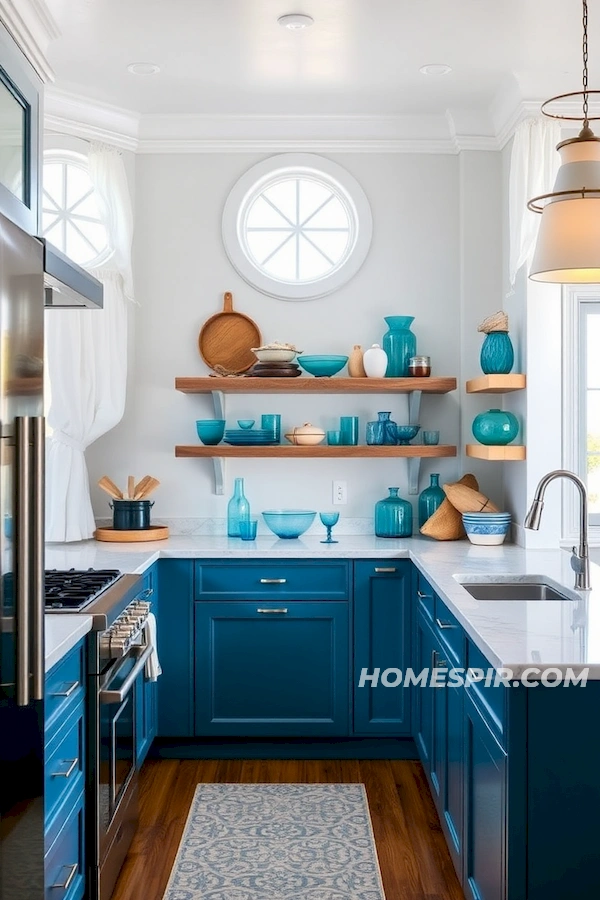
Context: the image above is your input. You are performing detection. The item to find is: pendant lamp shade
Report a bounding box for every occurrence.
[530,138,600,282]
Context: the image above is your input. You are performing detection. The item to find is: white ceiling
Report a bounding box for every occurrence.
[43,0,595,117]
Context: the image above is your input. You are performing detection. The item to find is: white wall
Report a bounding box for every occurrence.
[85,149,505,530]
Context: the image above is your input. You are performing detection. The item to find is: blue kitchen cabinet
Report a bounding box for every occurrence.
[136,563,158,764]
[414,612,436,769]
[195,601,350,736]
[45,640,86,900]
[353,560,411,734]
[156,559,194,737]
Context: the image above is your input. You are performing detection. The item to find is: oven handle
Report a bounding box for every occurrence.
[99,644,153,705]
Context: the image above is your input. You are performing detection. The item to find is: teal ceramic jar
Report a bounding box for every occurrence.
[480,331,514,374]
[472,409,519,445]
[382,316,417,377]
[418,474,445,527]
[374,487,413,538]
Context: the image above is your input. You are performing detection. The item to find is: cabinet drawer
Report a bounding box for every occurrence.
[194,560,350,600]
[465,640,507,742]
[416,571,435,620]
[45,708,85,829]
[45,643,85,738]
[433,597,465,667]
[44,790,85,900]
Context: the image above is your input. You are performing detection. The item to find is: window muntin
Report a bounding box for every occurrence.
[581,302,600,522]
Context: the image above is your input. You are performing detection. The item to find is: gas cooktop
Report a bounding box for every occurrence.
[44,568,122,611]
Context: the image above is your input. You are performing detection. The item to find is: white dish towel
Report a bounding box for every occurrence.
[144,613,162,682]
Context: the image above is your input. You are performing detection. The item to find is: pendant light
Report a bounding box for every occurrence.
[529,0,600,283]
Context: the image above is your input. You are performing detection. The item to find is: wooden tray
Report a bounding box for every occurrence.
[94,525,170,542]
[198,291,261,374]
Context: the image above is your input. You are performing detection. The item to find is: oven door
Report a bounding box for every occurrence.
[98,644,152,837]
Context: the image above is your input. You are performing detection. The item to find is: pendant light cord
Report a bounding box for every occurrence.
[583,0,589,125]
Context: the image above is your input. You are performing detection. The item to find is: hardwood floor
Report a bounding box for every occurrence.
[110,759,464,900]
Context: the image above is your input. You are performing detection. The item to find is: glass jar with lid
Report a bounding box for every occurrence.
[408,355,431,377]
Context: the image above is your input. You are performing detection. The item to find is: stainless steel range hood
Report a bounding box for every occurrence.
[41,239,104,309]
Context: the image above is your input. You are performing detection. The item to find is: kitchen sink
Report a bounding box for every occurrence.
[460,582,574,602]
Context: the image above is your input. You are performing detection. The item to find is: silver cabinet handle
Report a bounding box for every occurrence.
[31,416,44,701]
[139,587,153,599]
[15,417,31,707]
[257,608,288,614]
[50,681,79,698]
[51,864,78,890]
[435,617,456,630]
[52,758,78,779]
[374,567,396,573]
[100,644,153,705]
[417,590,429,599]
[432,650,449,669]
[260,578,287,584]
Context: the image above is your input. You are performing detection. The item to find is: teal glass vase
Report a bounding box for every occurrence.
[418,474,445,528]
[227,477,250,537]
[472,409,519,445]
[374,487,413,538]
[382,316,417,377]
[480,331,514,374]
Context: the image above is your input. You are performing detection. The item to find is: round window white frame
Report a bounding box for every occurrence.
[222,153,373,301]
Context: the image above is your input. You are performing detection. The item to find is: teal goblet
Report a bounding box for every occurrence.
[320,511,340,543]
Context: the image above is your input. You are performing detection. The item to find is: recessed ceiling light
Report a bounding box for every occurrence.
[419,63,452,76]
[127,62,161,76]
[278,13,314,30]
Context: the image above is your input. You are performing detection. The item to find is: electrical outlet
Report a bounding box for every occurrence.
[333,480,347,505]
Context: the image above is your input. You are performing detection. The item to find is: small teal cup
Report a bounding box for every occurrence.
[423,430,440,446]
[261,414,281,442]
[340,416,359,445]
[196,419,225,445]
[239,518,258,541]
[327,430,342,445]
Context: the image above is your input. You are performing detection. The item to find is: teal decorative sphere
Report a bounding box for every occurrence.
[472,409,519,445]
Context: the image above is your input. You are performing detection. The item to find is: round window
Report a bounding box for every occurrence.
[222,154,372,300]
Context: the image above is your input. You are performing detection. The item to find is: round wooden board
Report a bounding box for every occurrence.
[198,291,261,374]
[94,525,170,542]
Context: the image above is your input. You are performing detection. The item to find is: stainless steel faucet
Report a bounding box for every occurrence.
[524,469,591,591]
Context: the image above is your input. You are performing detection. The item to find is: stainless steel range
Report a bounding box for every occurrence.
[45,568,153,900]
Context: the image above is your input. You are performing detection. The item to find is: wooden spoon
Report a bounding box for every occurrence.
[98,476,123,500]
[127,475,135,500]
[136,476,160,500]
[133,475,152,499]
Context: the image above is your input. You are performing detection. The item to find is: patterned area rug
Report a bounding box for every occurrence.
[163,783,386,899]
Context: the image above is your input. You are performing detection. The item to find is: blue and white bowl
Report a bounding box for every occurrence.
[462,512,511,546]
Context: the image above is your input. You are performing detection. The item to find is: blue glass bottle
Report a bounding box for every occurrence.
[480,331,514,374]
[374,487,413,538]
[418,474,445,527]
[227,477,250,537]
[382,316,417,377]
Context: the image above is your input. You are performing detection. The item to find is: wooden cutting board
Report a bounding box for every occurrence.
[94,525,170,542]
[198,292,261,374]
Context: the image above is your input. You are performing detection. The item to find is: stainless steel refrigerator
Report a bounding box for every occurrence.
[0,210,45,899]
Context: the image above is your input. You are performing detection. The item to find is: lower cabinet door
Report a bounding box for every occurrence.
[135,672,157,766]
[353,561,411,735]
[195,601,349,736]
[464,696,507,900]
[44,791,85,900]
[414,616,436,770]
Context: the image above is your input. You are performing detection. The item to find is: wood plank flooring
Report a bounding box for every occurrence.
[110,759,464,900]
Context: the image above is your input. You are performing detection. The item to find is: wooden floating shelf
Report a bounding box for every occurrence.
[175,376,457,394]
[176,445,458,459]
[466,444,526,461]
[465,374,526,394]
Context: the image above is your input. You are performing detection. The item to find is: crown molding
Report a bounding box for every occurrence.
[44,87,140,152]
[0,0,59,82]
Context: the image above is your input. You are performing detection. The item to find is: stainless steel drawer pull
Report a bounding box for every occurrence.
[417,590,429,599]
[51,864,78,890]
[257,608,288,614]
[51,681,79,698]
[260,578,287,584]
[100,644,154,705]
[374,567,396,573]
[52,758,78,779]
[435,617,456,630]
[139,587,154,600]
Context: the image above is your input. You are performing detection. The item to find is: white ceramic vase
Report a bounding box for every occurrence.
[363,343,388,378]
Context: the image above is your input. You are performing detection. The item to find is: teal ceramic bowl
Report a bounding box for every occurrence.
[196,419,225,445]
[262,509,317,539]
[297,355,348,377]
[394,424,421,445]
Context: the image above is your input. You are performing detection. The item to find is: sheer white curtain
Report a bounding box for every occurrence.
[508,117,561,286]
[45,144,134,542]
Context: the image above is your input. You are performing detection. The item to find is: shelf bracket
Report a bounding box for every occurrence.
[212,458,225,495]
[407,458,420,495]
[211,390,225,420]
[408,390,422,425]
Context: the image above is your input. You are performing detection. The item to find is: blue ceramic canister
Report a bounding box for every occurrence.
[382,316,417,377]
[472,409,519,445]
[480,331,514,374]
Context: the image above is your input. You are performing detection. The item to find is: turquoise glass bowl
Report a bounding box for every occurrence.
[297,355,348,377]
[472,409,519,445]
[262,509,316,539]
[237,419,255,429]
[196,419,225,445]
[395,424,421,445]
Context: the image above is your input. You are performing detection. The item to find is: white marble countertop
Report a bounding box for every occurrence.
[45,614,93,673]
[45,536,600,677]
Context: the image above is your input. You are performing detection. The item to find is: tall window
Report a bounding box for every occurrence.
[42,151,110,267]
